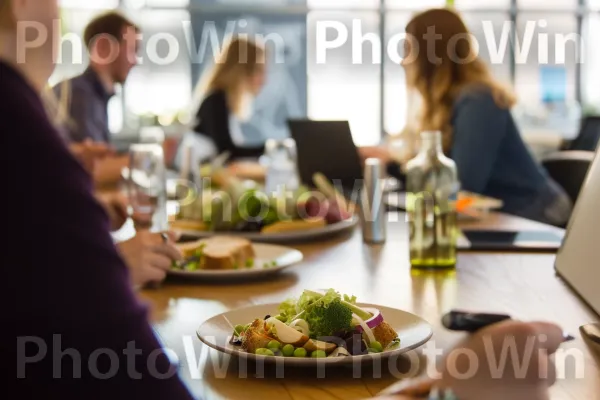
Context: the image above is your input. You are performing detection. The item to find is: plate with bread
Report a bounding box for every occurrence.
[171,216,358,244]
[170,236,303,280]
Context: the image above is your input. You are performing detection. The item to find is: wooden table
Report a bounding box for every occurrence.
[138,212,600,400]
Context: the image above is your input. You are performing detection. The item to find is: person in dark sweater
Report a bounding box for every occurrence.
[193,37,267,160]
[1,1,193,398]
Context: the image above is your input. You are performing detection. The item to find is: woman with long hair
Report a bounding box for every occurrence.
[192,36,267,160]
[400,8,572,226]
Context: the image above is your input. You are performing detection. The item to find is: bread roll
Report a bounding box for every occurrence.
[177,236,255,270]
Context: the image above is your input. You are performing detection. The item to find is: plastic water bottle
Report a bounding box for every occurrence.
[264,139,300,195]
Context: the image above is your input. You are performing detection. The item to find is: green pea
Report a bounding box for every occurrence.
[282,344,295,357]
[311,350,327,358]
[267,340,281,350]
[293,348,307,358]
[367,347,381,354]
[370,341,383,352]
[186,262,198,271]
[245,259,254,268]
[234,325,245,335]
[255,348,275,356]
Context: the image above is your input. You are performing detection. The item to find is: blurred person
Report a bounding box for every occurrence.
[0,2,191,399]
[42,13,178,288]
[395,8,572,226]
[53,11,140,185]
[192,36,267,160]
[376,320,565,400]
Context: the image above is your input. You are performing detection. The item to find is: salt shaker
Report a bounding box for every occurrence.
[361,158,387,244]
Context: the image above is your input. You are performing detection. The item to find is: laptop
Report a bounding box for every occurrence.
[287,119,364,198]
[555,146,600,316]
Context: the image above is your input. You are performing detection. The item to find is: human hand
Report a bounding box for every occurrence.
[96,191,129,231]
[379,321,564,400]
[441,320,563,400]
[93,154,130,187]
[358,146,393,165]
[70,139,114,173]
[117,230,182,287]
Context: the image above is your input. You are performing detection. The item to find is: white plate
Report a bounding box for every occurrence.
[196,303,433,366]
[169,243,303,280]
[176,217,359,244]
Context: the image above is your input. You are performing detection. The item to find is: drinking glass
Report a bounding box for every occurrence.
[127,143,167,231]
[263,138,300,194]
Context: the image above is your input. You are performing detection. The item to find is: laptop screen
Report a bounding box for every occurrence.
[555,148,600,316]
[287,120,364,192]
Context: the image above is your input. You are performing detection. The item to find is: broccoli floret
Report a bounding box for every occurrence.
[304,298,353,339]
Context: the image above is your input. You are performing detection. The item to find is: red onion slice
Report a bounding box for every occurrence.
[354,308,383,333]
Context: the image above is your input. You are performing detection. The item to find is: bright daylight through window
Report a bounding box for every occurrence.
[54,0,596,146]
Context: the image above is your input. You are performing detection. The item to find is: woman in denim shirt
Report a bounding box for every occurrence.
[400,8,572,226]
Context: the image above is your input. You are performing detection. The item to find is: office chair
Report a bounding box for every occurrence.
[542,151,595,204]
[564,116,600,152]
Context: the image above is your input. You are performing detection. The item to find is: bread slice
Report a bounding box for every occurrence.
[261,218,326,234]
[177,236,255,270]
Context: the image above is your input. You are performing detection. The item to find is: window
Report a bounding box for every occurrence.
[307,12,381,145]
[517,0,578,9]
[582,14,600,112]
[588,0,600,11]
[121,9,193,128]
[384,12,410,135]
[515,13,578,104]
[124,0,190,7]
[54,0,594,144]
[386,0,445,9]
[59,0,119,8]
[308,0,379,9]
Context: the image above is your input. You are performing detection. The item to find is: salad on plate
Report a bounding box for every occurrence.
[172,165,355,234]
[230,289,400,358]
